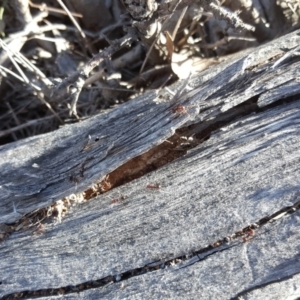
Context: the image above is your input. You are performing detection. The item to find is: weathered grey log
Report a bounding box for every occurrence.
[1,30,300,299]
[1,97,300,299]
[36,212,300,300]
[1,29,300,225]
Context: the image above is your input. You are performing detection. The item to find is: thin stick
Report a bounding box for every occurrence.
[52,32,135,116]
[29,1,83,18]
[56,0,95,56]
[171,5,188,41]
[6,24,96,42]
[5,47,30,85]
[0,65,25,82]
[57,0,86,40]
[0,115,57,139]
[5,101,22,129]
[197,35,256,50]
[0,38,52,86]
[0,40,63,123]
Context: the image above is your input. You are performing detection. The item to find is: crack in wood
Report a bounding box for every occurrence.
[2,197,300,299]
[0,97,260,241]
[1,28,300,299]
[1,29,300,228]
[2,90,300,243]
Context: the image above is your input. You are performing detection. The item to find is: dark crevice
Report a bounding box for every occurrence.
[2,197,300,299]
[2,91,299,242]
[259,92,300,113]
[0,95,260,241]
[1,88,300,298]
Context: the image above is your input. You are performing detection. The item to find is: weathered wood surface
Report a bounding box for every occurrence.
[39,211,300,300]
[1,30,300,298]
[1,97,300,299]
[1,30,300,225]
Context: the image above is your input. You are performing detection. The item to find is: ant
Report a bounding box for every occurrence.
[172,105,187,114]
[171,103,196,118]
[242,228,255,243]
[146,183,161,189]
[32,223,45,236]
[111,195,125,204]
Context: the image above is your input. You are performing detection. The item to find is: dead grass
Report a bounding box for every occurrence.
[0,0,298,145]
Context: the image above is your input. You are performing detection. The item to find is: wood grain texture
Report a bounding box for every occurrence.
[1,98,300,298]
[1,30,300,298]
[1,29,300,225]
[37,214,300,300]
[0,89,198,224]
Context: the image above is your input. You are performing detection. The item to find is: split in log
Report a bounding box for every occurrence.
[1,29,300,299]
